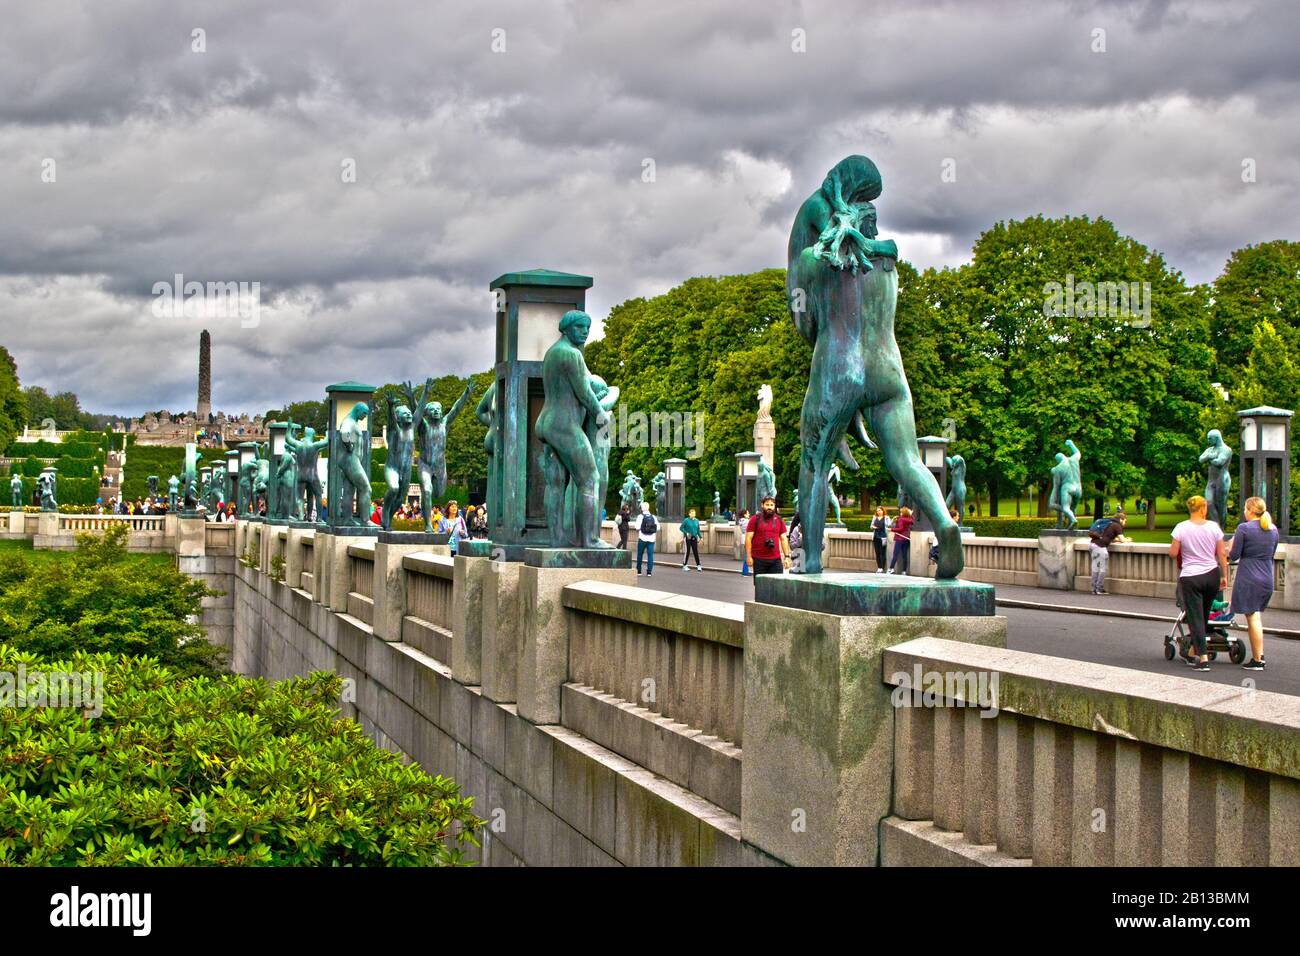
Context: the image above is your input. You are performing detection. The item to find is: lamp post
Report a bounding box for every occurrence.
[225,450,240,516]
[1238,406,1293,537]
[735,451,761,517]
[663,458,686,521]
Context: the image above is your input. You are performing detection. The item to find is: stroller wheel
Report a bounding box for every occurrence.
[1207,651,1218,661]
[1163,642,1176,661]
[1229,641,1247,665]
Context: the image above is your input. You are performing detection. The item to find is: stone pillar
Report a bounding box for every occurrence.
[163,511,178,546]
[658,521,684,556]
[451,550,493,684]
[35,510,59,547]
[516,550,635,725]
[311,530,332,605]
[371,539,430,642]
[329,536,357,613]
[262,521,287,574]
[1283,541,1300,611]
[481,558,523,703]
[7,510,24,534]
[742,575,1003,867]
[234,518,248,562]
[176,515,206,558]
[909,530,936,579]
[1037,531,1078,590]
[285,526,308,589]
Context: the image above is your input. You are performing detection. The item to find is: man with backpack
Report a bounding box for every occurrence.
[746,495,791,588]
[635,502,658,576]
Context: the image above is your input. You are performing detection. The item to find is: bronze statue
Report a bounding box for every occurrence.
[1048,440,1082,530]
[416,382,474,533]
[1199,429,1232,528]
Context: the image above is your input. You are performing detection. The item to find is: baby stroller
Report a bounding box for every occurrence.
[1162,591,1248,664]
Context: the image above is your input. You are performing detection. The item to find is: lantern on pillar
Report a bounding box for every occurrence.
[1238,406,1292,537]
[663,458,686,521]
[735,451,761,517]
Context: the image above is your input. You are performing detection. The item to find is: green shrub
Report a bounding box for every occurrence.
[121,446,186,499]
[0,646,482,866]
[0,524,225,676]
[964,517,1059,538]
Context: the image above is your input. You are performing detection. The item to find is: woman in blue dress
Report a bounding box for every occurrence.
[1228,496,1279,670]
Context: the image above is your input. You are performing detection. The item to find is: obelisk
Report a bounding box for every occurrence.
[197,329,212,422]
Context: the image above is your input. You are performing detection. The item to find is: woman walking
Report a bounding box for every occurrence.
[870,506,891,573]
[1170,496,1229,672]
[888,507,914,575]
[1228,496,1278,670]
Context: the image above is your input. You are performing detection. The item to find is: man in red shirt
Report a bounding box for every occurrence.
[745,495,791,587]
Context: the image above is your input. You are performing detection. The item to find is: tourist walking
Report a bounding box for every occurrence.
[745,495,790,588]
[1229,496,1279,670]
[1170,495,1228,671]
[635,502,658,576]
[1087,511,1128,594]
[680,508,702,571]
[870,506,891,572]
[888,507,914,574]
[438,500,468,555]
[616,504,631,549]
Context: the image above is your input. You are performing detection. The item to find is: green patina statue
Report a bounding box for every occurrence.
[254,445,271,513]
[1049,439,1082,530]
[620,471,643,513]
[536,310,612,549]
[1200,429,1232,528]
[335,403,372,526]
[167,475,179,512]
[789,155,962,577]
[382,384,424,531]
[417,382,474,532]
[10,472,22,509]
[652,471,666,513]
[756,458,777,504]
[273,447,298,520]
[287,421,328,521]
[945,454,967,523]
[712,489,721,519]
[182,444,201,511]
[38,469,57,512]
[147,475,159,498]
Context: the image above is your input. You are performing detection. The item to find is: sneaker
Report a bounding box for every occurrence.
[1193,660,1211,671]
[1182,654,1200,667]
[875,569,883,574]
[681,565,687,571]
[887,569,895,574]
[1243,658,1265,670]
[696,566,703,571]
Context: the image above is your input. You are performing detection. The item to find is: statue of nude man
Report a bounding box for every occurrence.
[535,310,611,549]
[1199,429,1232,528]
[337,403,371,526]
[417,383,474,533]
[1049,439,1082,530]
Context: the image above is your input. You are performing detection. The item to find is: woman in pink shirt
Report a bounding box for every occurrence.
[888,507,914,575]
[1170,495,1229,671]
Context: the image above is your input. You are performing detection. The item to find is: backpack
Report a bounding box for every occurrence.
[641,514,658,535]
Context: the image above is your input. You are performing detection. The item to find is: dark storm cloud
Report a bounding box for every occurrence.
[0,0,1296,414]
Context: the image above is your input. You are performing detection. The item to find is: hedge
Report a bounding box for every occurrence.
[3,440,98,459]
[121,447,187,499]
[963,517,1060,538]
[8,476,103,507]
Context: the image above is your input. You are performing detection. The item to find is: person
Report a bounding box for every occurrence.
[1087,511,1129,595]
[680,508,702,571]
[635,502,658,576]
[745,495,790,587]
[369,501,382,525]
[736,509,750,575]
[616,504,631,549]
[888,506,914,575]
[439,500,468,555]
[1229,496,1278,670]
[870,506,891,573]
[1170,495,1228,672]
[472,505,488,538]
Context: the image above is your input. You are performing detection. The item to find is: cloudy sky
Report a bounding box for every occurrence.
[1,0,1297,417]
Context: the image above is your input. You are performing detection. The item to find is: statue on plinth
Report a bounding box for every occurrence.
[416,382,474,533]
[712,489,721,520]
[336,404,372,526]
[182,444,201,511]
[788,155,961,576]
[147,475,159,498]
[756,458,777,504]
[1048,439,1082,530]
[38,470,57,512]
[945,454,967,524]
[273,447,298,520]
[754,383,776,469]
[620,471,643,514]
[287,421,328,520]
[382,384,424,530]
[652,471,666,513]
[536,310,612,548]
[10,473,22,510]
[1199,429,1232,528]
[167,475,179,512]
[254,445,271,514]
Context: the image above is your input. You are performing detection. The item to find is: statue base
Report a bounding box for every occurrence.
[458,539,494,558]
[244,515,264,523]
[287,519,317,529]
[378,530,449,545]
[524,547,632,570]
[754,572,994,617]
[316,523,379,537]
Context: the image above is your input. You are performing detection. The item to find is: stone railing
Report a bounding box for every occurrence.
[205,522,235,555]
[60,513,165,533]
[881,637,1300,866]
[709,523,736,554]
[825,530,879,570]
[959,536,1037,587]
[401,551,455,662]
[299,533,315,592]
[346,541,375,625]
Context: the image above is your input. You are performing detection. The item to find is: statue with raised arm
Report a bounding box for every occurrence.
[945,454,967,524]
[10,473,22,510]
[1048,439,1082,530]
[382,383,423,530]
[536,310,611,549]
[336,404,372,526]
[38,470,57,512]
[789,155,961,576]
[287,420,328,521]
[1199,429,1232,528]
[417,381,474,532]
[167,475,179,512]
[620,471,643,513]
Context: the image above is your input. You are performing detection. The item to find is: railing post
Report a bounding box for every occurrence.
[372,535,446,642]
[451,540,494,684]
[1037,530,1079,589]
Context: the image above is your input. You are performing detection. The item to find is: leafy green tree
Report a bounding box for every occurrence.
[0,646,482,866]
[1210,240,1300,389]
[0,347,26,452]
[265,399,327,433]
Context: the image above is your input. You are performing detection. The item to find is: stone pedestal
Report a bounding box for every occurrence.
[742,573,1004,867]
[1283,540,1300,611]
[909,530,936,579]
[1037,530,1082,590]
[371,537,433,642]
[163,511,178,544]
[311,530,332,605]
[176,515,206,558]
[754,418,775,470]
[516,549,635,724]
[7,510,24,534]
[481,557,523,704]
[658,521,684,555]
[261,521,288,574]
[285,526,310,589]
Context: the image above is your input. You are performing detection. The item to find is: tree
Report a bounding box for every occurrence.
[264,400,327,434]
[1210,240,1300,389]
[0,347,27,451]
